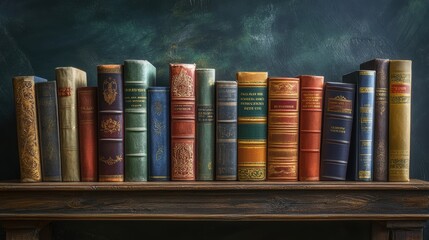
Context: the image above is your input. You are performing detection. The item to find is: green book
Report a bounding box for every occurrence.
[124,60,156,181]
[196,69,216,180]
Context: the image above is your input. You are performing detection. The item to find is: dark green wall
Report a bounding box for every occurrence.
[0,0,428,239]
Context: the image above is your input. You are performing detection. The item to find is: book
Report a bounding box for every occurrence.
[320,82,355,180]
[97,65,124,182]
[389,60,412,182]
[123,60,156,182]
[360,59,389,181]
[267,77,300,181]
[343,71,376,181]
[77,87,98,182]
[216,81,238,181]
[147,87,170,181]
[170,63,197,181]
[196,68,216,181]
[13,76,46,182]
[56,67,87,181]
[237,72,268,181]
[298,75,324,181]
[36,81,62,182]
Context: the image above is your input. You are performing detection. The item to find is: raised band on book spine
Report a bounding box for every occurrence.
[216,81,238,181]
[97,65,124,182]
[170,63,196,181]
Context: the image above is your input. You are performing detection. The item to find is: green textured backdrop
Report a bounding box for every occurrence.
[0,0,428,239]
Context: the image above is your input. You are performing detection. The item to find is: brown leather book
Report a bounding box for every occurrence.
[170,63,196,181]
[267,77,300,181]
[77,87,98,182]
[13,76,45,182]
[298,75,324,181]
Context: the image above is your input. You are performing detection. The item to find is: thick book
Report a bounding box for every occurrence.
[196,68,216,180]
[77,87,98,182]
[56,67,87,182]
[267,77,300,181]
[13,76,46,182]
[123,60,156,182]
[170,63,196,181]
[237,72,268,181]
[343,71,376,181]
[320,82,355,181]
[36,81,62,182]
[97,65,124,182]
[360,59,389,181]
[389,60,412,182]
[298,75,324,181]
[147,87,170,181]
[216,81,238,181]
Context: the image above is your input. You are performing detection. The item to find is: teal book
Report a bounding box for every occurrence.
[196,69,216,180]
[124,60,156,181]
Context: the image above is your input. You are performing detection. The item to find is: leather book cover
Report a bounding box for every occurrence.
[56,67,87,181]
[124,60,156,181]
[36,81,62,182]
[267,77,300,181]
[147,87,170,181]
[389,60,412,182]
[320,82,355,180]
[77,87,98,182]
[360,59,389,181]
[196,68,216,180]
[216,81,238,181]
[13,76,46,182]
[298,75,324,181]
[343,71,376,181]
[170,63,196,181]
[97,65,124,182]
[237,72,268,181]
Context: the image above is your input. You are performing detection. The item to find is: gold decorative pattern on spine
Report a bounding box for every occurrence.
[103,77,118,105]
[100,155,123,165]
[172,69,193,97]
[101,118,121,134]
[172,143,194,178]
[238,167,265,180]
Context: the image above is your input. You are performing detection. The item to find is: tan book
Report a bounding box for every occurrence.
[389,60,412,182]
[13,76,46,182]
[56,67,87,182]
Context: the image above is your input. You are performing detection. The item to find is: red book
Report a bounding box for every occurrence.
[77,87,98,181]
[170,63,196,181]
[298,75,324,181]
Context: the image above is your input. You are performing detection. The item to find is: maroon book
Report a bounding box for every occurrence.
[77,87,98,181]
[170,63,196,181]
[97,65,124,182]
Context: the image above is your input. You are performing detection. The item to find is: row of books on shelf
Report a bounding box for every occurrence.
[12,59,412,183]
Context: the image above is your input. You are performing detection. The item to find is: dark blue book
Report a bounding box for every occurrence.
[216,81,238,180]
[35,81,62,181]
[343,71,376,181]
[147,87,170,181]
[320,82,355,181]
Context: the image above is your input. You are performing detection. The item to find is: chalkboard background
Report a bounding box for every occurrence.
[0,0,428,239]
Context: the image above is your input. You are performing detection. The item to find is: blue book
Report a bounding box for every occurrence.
[343,71,376,181]
[147,87,170,181]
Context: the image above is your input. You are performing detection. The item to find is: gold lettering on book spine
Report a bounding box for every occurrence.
[103,78,118,105]
[14,79,42,182]
[172,69,193,97]
[172,143,194,178]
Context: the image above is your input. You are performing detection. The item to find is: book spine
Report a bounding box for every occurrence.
[320,82,355,180]
[196,69,216,180]
[147,87,170,181]
[36,81,62,182]
[298,75,324,181]
[77,87,98,182]
[360,59,389,181]
[13,76,43,182]
[237,72,268,181]
[267,77,300,181]
[170,63,196,181]
[56,67,87,181]
[389,60,412,182]
[97,65,124,182]
[216,81,238,181]
[124,60,156,181]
